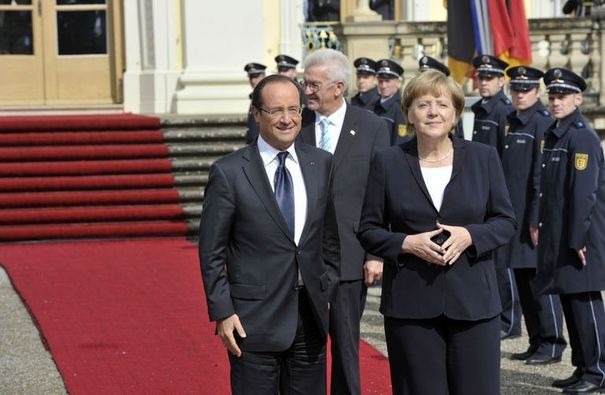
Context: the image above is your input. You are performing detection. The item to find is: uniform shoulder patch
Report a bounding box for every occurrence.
[398,124,407,137]
[575,153,589,171]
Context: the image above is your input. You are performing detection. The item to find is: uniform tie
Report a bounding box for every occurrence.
[318,118,332,152]
[274,152,295,236]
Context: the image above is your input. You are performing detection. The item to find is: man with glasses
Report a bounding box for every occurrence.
[299,48,389,395]
[199,74,340,394]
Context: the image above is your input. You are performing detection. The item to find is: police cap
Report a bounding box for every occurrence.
[244,62,267,78]
[543,67,587,94]
[354,57,377,75]
[376,59,404,79]
[506,66,543,92]
[418,56,450,76]
[275,54,299,71]
[472,54,508,77]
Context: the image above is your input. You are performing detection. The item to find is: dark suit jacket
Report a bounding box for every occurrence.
[357,136,517,320]
[299,104,389,281]
[199,143,340,352]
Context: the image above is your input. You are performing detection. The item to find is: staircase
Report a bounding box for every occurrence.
[0,113,245,242]
[162,116,246,237]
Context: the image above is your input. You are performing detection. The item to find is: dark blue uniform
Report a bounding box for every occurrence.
[351,86,380,111]
[471,87,520,336]
[373,91,409,145]
[471,89,514,156]
[497,101,566,360]
[536,107,605,389]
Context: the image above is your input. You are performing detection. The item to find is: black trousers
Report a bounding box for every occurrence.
[497,267,522,335]
[384,315,500,395]
[229,291,327,395]
[514,268,566,357]
[560,292,605,387]
[329,279,367,395]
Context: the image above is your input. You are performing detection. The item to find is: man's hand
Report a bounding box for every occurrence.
[364,259,383,287]
[216,314,246,357]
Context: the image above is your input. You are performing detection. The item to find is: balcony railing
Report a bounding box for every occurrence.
[304,16,605,130]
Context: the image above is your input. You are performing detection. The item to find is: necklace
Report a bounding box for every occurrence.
[418,148,454,163]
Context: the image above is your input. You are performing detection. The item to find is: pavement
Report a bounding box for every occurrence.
[0,267,580,394]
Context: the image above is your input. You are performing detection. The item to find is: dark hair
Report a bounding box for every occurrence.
[251,74,304,109]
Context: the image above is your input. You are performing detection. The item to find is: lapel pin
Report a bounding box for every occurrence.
[350,130,356,136]
[309,161,315,166]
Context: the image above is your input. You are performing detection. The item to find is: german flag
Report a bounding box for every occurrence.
[447,0,532,84]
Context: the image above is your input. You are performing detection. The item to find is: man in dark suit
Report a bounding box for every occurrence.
[199,74,340,394]
[300,48,389,395]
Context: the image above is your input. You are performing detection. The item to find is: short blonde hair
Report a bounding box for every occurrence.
[402,70,465,132]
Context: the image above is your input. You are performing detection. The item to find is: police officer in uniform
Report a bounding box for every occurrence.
[499,66,567,365]
[536,68,605,393]
[418,55,465,139]
[470,54,521,340]
[351,57,380,110]
[244,62,266,145]
[471,54,514,154]
[374,59,408,145]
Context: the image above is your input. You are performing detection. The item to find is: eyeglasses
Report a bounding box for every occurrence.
[257,106,303,119]
[302,80,335,93]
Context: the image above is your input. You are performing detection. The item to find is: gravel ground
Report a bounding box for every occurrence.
[0,267,578,394]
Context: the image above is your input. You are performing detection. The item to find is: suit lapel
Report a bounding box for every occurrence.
[241,146,295,242]
[403,138,435,211]
[295,144,317,244]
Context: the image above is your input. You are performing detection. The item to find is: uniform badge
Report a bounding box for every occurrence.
[575,153,589,171]
[398,124,407,137]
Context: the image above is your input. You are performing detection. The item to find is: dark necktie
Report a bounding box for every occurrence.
[274,151,295,236]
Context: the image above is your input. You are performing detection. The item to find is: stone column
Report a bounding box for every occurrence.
[123,0,181,114]
[174,0,264,114]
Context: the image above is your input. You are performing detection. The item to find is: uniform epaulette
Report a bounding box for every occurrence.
[540,109,551,117]
[502,97,512,105]
[573,120,586,129]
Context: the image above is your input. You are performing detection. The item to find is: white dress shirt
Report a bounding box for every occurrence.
[257,135,308,245]
[314,100,347,154]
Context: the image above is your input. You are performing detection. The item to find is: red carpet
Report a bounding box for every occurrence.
[0,113,187,241]
[0,239,391,394]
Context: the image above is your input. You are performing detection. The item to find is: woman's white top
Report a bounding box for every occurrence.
[420,165,453,211]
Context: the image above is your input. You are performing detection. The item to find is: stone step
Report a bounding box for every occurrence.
[163,128,246,141]
[167,143,244,156]
[174,174,208,186]
[178,187,204,202]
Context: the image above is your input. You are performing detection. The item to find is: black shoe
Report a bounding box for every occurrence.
[562,379,603,393]
[500,330,521,340]
[553,374,582,388]
[510,348,537,361]
[525,354,562,365]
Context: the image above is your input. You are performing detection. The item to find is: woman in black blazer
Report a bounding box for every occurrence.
[357,70,517,394]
